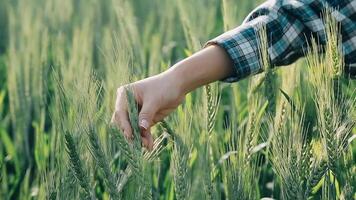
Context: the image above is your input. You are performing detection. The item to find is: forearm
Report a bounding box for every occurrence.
[163,45,234,95]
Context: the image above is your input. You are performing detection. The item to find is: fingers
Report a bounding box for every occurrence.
[111,87,133,140]
[111,110,133,140]
[141,129,154,151]
[112,86,156,151]
[111,108,153,151]
[138,102,157,150]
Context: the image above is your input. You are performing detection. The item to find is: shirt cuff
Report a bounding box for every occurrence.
[205,24,263,82]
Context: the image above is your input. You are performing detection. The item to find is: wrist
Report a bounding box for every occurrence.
[162,45,234,96]
[175,45,234,92]
[161,63,190,96]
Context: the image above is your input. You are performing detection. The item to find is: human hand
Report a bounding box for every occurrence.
[111,45,234,150]
[111,73,185,150]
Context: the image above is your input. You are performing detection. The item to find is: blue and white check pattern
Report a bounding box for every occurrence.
[207,0,356,82]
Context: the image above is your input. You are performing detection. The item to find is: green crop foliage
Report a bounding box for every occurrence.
[0,0,354,199]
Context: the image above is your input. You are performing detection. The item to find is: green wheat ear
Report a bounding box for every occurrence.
[204,83,220,200]
[172,138,189,200]
[257,24,277,116]
[108,126,142,187]
[160,121,190,200]
[172,131,190,200]
[64,131,95,200]
[306,160,328,196]
[87,125,120,200]
[117,86,152,199]
[110,125,165,197]
[339,183,353,200]
[109,126,139,171]
[125,86,142,151]
[205,83,220,135]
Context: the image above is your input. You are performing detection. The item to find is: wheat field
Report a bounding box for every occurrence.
[0,0,355,199]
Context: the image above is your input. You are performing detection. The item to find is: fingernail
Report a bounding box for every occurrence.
[139,119,149,130]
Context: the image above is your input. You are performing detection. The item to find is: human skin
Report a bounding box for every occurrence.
[111,45,234,150]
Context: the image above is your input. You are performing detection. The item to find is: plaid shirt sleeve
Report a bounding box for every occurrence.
[207,0,356,82]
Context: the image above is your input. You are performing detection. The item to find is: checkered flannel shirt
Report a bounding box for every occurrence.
[208,0,356,82]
